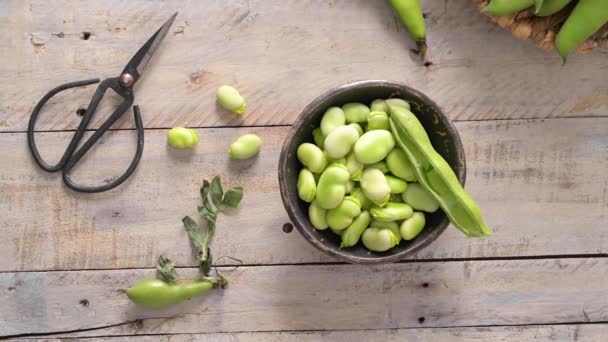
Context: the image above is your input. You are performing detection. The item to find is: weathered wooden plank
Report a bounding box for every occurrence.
[1,118,608,272]
[1,0,607,132]
[2,259,608,337]
[14,324,608,342]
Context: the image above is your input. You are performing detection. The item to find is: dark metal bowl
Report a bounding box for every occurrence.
[278,80,465,264]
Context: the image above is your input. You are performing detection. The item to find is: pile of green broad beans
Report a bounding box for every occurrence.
[296,99,490,253]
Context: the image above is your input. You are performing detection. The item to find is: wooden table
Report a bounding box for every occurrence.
[1,0,607,340]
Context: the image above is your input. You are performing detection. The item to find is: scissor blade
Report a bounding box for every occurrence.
[121,12,178,80]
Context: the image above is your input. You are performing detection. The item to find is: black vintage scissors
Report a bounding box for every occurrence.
[27,13,178,193]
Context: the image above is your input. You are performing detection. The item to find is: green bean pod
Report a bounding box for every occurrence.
[537,0,572,16]
[389,0,427,57]
[315,163,350,209]
[365,161,389,174]
[324,125,360,159]
[312,128,325,149]
[320,107,346,136]
[346,152,364,181]
[402,182,439,212]
[228,133,262,160]
[351,188,374,210]
[556,0,608,61]
[384,98,410,110]
[297,143,327,173]
[389,105,491,237]
[482,0,535,16]
[354,130,395,164]
[370,99,389,112]
[297,169,317,203]
[341,211,372,248]
[126,279,215,308]
[385,175,408,194]
[342,103,370,123]
[370,202,413,222]
[309,199,329,230]
[370,219,402,243]
[386,148,417,181]
[361,227,399,252]
[360,168,391,206]
[400,212,425,240]
[366,110,390,131]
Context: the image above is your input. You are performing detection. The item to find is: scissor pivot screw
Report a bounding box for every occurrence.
[120,73,134,87]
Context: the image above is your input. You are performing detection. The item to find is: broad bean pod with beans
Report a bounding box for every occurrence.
[295,98,491,253]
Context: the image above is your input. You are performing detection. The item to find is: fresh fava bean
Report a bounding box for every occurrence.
[346,152,363,181]
[326,196,362,230]
[351,188,374,210]
[366,110,390,131]
[297,143,327,173]
[370,219,402,243]
[384,98,410,110]
[342,102,370,123]
[360,168,391,206]
[315,163,350,209]
[324,125,360,159]
[216,85,246,114]
[362,227,399,252]
[167,127,199,149]
[537,0,572,16]
[345,180,355,194]
[126,279,215,308]
[320,107,346,136]
[370,99,389,112]
[365,161,389,174]
[349,123,364,136]
[385,175,408,194]
[331,227,345,236]
[228,133,262,160]
[556,0,608,61]
[386,148,417,181]
[341,211,372,248]
[309,199,329,230]
[482,0,535,16]
[370,202,413,222]
[312,128,325,149]
[324,152,347,166]
[354,130,395,164]
[402,183,439,212]
[389,105,491,237]
[297,169,317,203]
[400,212,425,240]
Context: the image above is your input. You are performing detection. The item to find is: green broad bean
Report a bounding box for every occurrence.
[370,202,413,222]
[366,110,390,131]
[326,196,362,230]
[320,107,346,136]
[315,163,350,209]
[324,125,360,159]
[354,130,395,164]
[390,105,491,237]
[349,123,364,136]
[167,127,199,149]
[342,102,370,123]
[351,188,373,210]
[309,199,329,230]
[365,161,389,174]
[384,98,410,110]
[216,85,246,114]
[370,99,389,112]
[228,133,262,160]
[341,211,372,248]
[324,152,346,166]
[386,148,417,181]
[385,175,408,194]
[345,180,355,194]
[370,219,401,243]
[297,169,317,202]
[482,0,535,16]
[312,128,325,149]
[360,168,391,206]
[346,152,363,181]
[361,227,399,252]
[402,183,439,212]
[400,212,425,240]
[297,143,327,173]
[331,227,345,236]
[126,278,215,308]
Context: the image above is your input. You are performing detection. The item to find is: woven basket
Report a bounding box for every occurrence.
[474,0,608,54]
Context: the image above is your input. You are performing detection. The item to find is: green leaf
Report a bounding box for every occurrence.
[183,216,206,254]
[210,176,224,208]
[200,180,211,205]
[218,187,243,212]
[156,255,179,284]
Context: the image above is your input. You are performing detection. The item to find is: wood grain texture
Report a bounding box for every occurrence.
[1,117,608,272]
[14,324,608,341]
[2,259,608,337]
[1,0,607,132]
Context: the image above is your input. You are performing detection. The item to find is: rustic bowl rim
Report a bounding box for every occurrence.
[278,80,466,264]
